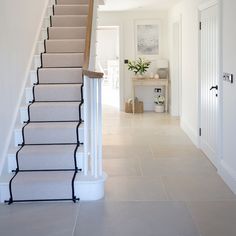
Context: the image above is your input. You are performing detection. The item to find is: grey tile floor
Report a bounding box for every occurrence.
[1,105,236,236]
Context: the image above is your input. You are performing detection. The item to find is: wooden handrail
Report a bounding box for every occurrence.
[83,69,104,79]
[83,0,103,79]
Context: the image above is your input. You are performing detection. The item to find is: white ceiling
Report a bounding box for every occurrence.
[99,0,181,11]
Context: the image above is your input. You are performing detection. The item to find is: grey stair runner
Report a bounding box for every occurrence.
[38,68,83,83]
[8,0,89,203]
[54,5,89,15]
[42,53,84,67]
[57,0,89,5]
[51,15,88,27]
[17,145,83,170]
[29,102,82,121]
[45,39,85,53]
[48,27,86,39]
[34,84,82,101]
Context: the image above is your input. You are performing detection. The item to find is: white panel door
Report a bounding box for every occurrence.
[200,4,219,166]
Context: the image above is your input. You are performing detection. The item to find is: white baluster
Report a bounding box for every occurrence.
[83,77,90,176]
[94,80,98,178]
[97,80,103,177]
[90,80,95,176]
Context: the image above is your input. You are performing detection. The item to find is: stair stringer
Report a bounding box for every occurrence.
[0,0,54,175]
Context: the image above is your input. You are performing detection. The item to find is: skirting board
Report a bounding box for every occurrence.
[218,160,236,194]
[180,118,199,147]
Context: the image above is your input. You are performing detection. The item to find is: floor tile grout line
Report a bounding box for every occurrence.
[160,175,172,201]
[72,202,80,235]
[184,201,204,236]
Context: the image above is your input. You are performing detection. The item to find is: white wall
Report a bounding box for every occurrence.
[219,0,236,193]
[168,0,209,145]
[0,0,48,172]
[98,10,169,110]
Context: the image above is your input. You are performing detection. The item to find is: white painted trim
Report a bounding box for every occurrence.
[218,0,223,163]
[180,118,199,147]
[219,160,236,194]
[0,0,51,175]
[170,14,182,117]
[198,0,218,11]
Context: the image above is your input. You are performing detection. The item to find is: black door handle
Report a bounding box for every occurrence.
[210,85,218,91]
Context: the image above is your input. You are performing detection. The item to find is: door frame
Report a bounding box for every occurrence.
[171,15,182,117]
[198,0,223,168]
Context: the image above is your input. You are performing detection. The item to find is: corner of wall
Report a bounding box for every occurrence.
[180,117,199,147]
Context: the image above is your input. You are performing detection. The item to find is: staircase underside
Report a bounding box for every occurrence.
[0,0,106,204]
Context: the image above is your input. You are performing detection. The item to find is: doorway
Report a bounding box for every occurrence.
[199,2,219,167]
[96,26,120,109]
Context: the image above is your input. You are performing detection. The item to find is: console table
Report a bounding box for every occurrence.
[132,77,169,114]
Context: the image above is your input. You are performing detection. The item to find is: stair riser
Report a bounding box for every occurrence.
[57,0,89,4]
[48,27,86,39]
[0,175,106,202]
[12,181,72,200]
[34,85,82,102]
[51,16,87,27]
[33,55,41,70]
[20,105,84,123]
[40,28,48,40]
[14,126,84,146]
[43,17,51,28]
[38,68,83,84]
[36,41,45,54]
[30,104,84,122]
[45,40,85,53]
[24,125,84,144]
[25,88,33,104]
[29,70,37,85]
[54,5,89,15]
[42,53,84,68]
[8,152,84,172]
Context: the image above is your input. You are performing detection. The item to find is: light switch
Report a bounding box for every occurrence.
[223,73,233,83]
[154,88,162,93]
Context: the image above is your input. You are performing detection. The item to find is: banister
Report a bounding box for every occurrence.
[83,0,103,79]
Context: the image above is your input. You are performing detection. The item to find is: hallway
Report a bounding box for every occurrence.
[0,106,236,236]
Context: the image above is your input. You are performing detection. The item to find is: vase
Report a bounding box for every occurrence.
[154,104,165,113]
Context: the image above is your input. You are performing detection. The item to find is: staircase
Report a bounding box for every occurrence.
[0,0,105,203]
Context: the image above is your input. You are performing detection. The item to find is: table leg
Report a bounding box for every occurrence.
[165,85,168,112]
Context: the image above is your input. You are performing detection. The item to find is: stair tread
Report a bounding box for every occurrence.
[46,39,85,42]
[43,52,84,55]
[56,0,89,5]
[31,101,81,106]
[55,4,89,6]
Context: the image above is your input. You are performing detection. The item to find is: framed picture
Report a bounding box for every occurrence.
[135,20,161,58]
